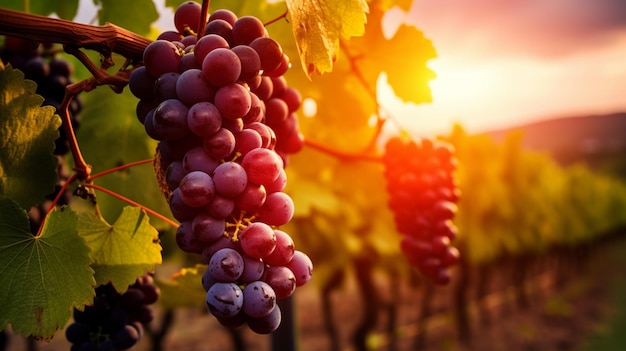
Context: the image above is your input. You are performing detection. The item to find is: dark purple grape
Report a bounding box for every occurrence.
[231,45,261,80]
[255,192,294,226]
[174,1,202,34]
[205,282,244,319]
[153,98,189,140]
[234,129,263,156]
[187,101,222,138]
[246,304,281,334]
[203,128,235,160]
[264,230,295,266]
[176,69,215,106]
[113,324,140,349]
[232,16,266,45]
[155,72,180,101]
[262,266,296,299]
[214,83,251,120]
[242,281,276,318]
[209,248,245,282]
[285,251,313,287]
[169,188,203,222]
[209,9,238,26]
[249,37,283,72]
[143,40,181,78]
[194,34,230,67]
[193,213,226,243]
[212,161,248,198]
[178,170,215,207]
[202,48,241,87]
[239,222,276,259]
[183,146,219,174]
[204,19,234,44]
[236,182,266,212]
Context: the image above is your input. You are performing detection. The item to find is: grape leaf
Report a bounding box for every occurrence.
[343,3,437,104]
[0,62,61,210]
[77,206,162,292]
[0,198,94,340]
[0,0,79,19]
[95,0,159,36]
[285,0,369,77]
[156,265,207,309]
[77,82,171,228]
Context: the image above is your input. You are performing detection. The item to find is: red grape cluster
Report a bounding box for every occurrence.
[382,137,461,285]
[128,2,312,333]
[65,275,160,351]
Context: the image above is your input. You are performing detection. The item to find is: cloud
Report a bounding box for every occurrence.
[408,0,626,59]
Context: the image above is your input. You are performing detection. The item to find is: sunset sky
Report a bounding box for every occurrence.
[73,0,626,136]
[380,0,626,135]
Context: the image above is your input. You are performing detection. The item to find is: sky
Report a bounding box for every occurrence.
[73,0,626,136]
[379,0,626,135]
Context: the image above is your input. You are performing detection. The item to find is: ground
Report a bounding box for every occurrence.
[4,235,626,351]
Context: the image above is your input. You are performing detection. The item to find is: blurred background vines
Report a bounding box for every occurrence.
[2,0,626,351]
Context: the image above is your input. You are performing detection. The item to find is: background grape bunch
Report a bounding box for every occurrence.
[65,275,160,351]
[383,136,461,285]
[129,1,312,334]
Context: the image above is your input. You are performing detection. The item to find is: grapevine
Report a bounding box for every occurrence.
[0,0,461,347]
[1,2,625,351]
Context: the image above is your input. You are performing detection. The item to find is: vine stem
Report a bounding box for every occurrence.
[303,137,382,163]
[197,0,211,39]
[60,83,92,179]
[301,40,392,162]
[264,8,289,27]
[35,172,79,237]
[84,183,180,229]
[0,8,151,61]
[87,158,154,182]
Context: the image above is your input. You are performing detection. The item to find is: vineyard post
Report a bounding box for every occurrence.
[271,295,297,351]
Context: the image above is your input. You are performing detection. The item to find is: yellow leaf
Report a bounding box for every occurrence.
[78,207,162,292]
[345,3,437,104]
[286,0,369,78]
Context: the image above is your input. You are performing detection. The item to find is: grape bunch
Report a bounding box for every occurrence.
[0,36,82,156]
[382,137,461,285]
[128,2,312,333]
[65,275,160,351]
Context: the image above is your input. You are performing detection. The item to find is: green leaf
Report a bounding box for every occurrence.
[156,265,207,309]
[0,198,94,340]
[0,0,79,19]
[0,63,61,210]
[285,0,369,77]
[344,3,437,104]
[77,82,171,228]
[78,206,162,292]
[32,0,79,20]
[96,0,159,36]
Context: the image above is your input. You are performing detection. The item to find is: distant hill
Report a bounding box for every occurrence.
[481,112,626,177]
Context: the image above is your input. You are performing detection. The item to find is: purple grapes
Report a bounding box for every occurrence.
[130,2,311,334]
